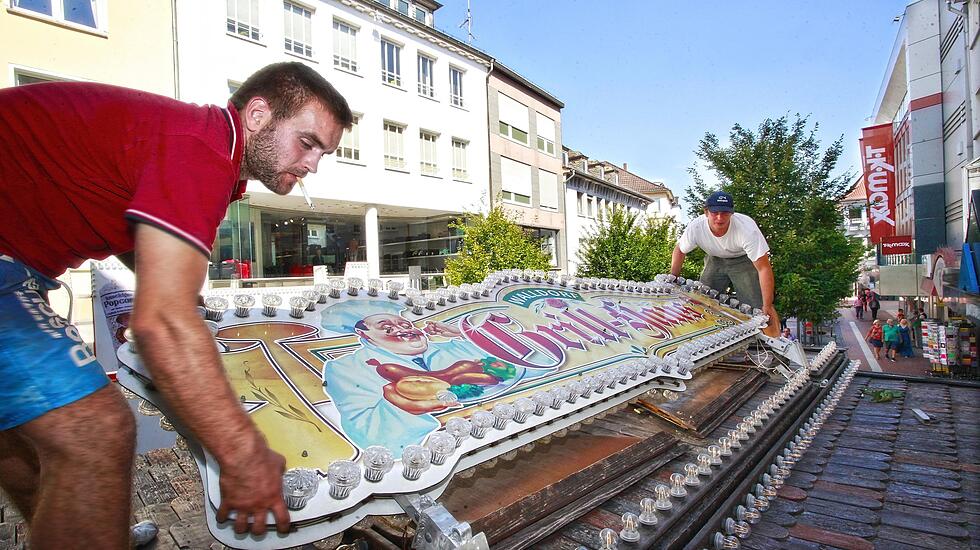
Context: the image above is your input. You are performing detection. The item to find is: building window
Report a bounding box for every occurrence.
[500,157,532,206]
[419,131,438,175]
[538,169,559,210]
[498,93,529,145]
[587,196,596,218]
[336,114,361,162]
[384,121,406,170]
[381,39,402,86]
[449,66,464,107]
[452,138,468,180]
[576,192,585,216]
[227,0,260,41]
[283,2,313,57]
[13,0,98,28]
[333,19,358,72]
[413,5,428,24]
[527,227,559,267]
[536,112,556,155]
[396,0,409,15]
[13,69,62,86]
[418,54,435,98]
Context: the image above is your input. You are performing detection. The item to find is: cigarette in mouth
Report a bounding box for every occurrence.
[297,178,314,210]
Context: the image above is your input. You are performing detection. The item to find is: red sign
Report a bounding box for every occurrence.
[881,235,912,255]
[861,124,897,244]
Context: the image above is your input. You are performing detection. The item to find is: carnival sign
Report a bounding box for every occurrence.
[861,123,897,243]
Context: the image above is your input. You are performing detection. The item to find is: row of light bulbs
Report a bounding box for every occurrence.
[198,268,764,324]
[591,344,850,549]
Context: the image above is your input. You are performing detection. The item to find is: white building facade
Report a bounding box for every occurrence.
[563,150,653,274]
[175,0,490,286]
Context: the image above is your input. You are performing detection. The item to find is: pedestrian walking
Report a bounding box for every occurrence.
[898,319,915,358]
[866,320,884,360]
[882,318,901,362]
[859,289,869,314]
[852,295,864,320]
[868,291,881,320]
[911,308,926,348]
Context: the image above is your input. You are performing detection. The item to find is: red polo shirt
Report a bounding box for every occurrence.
[0,82,246,278]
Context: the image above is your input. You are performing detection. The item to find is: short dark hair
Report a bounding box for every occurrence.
[231,62,353,129]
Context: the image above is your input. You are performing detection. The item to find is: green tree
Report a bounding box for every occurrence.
[444,205,552,285]
[685,115,865,325]
[577,205,700,281]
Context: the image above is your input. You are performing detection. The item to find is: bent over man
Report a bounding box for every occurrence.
[0,62,352,547]
[670,191,781,337]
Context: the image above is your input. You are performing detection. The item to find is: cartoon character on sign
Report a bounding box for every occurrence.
[320,300,522,452]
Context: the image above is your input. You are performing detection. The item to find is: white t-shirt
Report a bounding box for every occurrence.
[677,213,770,261]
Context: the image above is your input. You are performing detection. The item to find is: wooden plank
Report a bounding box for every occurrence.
[440,430,680,547]
[491,434,684,550]
[638,366,769,437]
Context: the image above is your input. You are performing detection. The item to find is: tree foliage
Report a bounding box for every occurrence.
[685,115,866,324]
[577,206,701,281]
[444,206,552,285]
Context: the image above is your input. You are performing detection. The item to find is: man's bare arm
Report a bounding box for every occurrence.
[129,224,289,535]
[670,245,686,277]
[752,254,780,337]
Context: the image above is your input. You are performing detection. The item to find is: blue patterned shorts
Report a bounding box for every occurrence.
[0,255,108,430]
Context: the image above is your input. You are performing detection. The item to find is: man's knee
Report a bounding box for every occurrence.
[17,385,135,463]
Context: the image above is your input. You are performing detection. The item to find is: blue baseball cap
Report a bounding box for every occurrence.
[705,191,734,213]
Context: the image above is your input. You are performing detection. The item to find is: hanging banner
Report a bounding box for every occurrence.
[861,123,897,243]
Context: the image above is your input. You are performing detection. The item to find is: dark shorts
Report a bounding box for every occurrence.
[0,255,108,430]
[868,338,882,348]
[884,340,900,351]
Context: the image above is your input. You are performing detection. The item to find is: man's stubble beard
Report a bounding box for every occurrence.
[244,122,290,195]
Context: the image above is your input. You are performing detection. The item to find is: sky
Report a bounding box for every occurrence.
[432,0,908,216]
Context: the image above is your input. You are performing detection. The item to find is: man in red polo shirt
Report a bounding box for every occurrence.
[0,62,351,547]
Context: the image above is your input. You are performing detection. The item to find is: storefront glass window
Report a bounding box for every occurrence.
[525,227,559,268]
[259,209,365,278]
[210,197,254,280]
[378,215,461,277]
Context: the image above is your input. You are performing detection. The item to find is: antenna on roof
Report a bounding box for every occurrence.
[459,0,475,43]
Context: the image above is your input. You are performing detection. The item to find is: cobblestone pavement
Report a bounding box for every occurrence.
[738,375,980,550]
[0,439,347,549]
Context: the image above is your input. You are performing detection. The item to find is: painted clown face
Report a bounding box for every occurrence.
[356,313,428,355]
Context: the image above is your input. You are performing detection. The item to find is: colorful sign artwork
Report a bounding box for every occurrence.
[112,277,754,548]
[861,124,898,244]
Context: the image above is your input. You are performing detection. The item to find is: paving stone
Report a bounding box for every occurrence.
[890,461,961,479]
[789,523,874,550]
[889,470,961,490]
[893,440,958,455]
[822,464,889,481]
[169,496,205,521]
[786,471,818,489]
[819,474,886,490]
[827,455,890,472]
[742,535,817,550]
[778,485,807,501]
[879,509,969,539]
[798,511,876,538]
[134,502,181,531]
[168,518,217,549]
[883,501,969,524]
[831,448,891,463]
[794,460,826,475]
[840,427,896,441]
[835,437,895,454]
[849,414,899,426]
[770,499,804,514]
[804,498,880,525]
[892,452,960,471]
[887,481,962,502]
[751,521,790,540]
[876,524,973,550]
[137,480,179,506]
[761,510,798,527]
[884,492,960,512]
[809,481,883,509]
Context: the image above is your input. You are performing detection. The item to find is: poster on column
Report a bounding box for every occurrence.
[861,123,897,244]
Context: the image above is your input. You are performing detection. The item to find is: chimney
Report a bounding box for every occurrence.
[623,162,628,171]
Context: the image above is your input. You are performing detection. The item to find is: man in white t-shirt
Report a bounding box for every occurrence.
[670,191,780,336]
